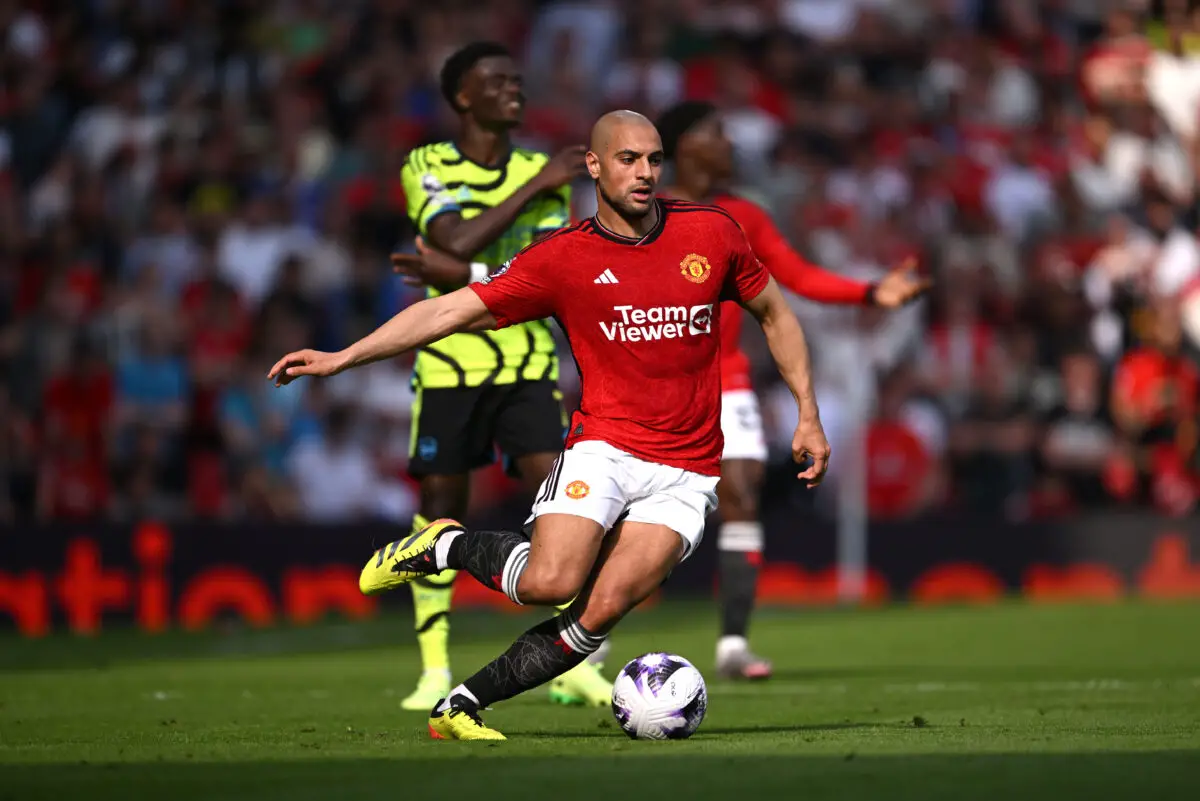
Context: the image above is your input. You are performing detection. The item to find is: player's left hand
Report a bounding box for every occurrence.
[873,258,931,308]
[391,237,470,289]
[792,416,831,488]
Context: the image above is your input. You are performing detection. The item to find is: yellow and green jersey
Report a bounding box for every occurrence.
[400,141,569,389]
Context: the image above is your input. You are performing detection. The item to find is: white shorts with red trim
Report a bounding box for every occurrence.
[524,441,718,559]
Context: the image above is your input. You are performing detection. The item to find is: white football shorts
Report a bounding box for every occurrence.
[720,389,768,462]
[524,440,719,559]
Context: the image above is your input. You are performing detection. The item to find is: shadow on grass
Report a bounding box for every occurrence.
[2,751,1197,801]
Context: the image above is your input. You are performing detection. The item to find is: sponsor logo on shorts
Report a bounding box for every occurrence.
[565,480,590,499]
[680,253,711,284]
[599,304,714,342]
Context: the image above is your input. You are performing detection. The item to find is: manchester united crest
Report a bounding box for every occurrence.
[565,480,590,499]
[680,253,711,284]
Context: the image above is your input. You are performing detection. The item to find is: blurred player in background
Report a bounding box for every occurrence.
[271,111,830,740]
[389,41,608,711]
[655,101,929,680]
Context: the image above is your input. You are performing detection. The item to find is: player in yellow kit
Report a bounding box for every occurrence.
[392,41,610,711]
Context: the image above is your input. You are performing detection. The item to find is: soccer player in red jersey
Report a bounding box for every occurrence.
[269,110,829,741]
[655,101,929,680]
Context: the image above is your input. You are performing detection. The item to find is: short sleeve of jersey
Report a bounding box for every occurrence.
[721,220,770,304]
[468,244,558,329]
[400,148,460,236]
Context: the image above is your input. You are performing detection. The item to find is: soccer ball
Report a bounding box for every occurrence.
[610,652,707,740]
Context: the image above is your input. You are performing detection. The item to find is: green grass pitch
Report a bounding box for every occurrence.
[2,601,1199,800]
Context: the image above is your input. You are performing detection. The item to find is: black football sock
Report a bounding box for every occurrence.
[455,608,606,708]
[441,528,530,605]
[717,522,764,638]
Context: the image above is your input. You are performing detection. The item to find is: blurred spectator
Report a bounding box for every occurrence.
[1038,349,1114,512]
[217,192,298,305]
[1103,104,1192,207]
[864,368,944,520]
[0,385,37,522]
[42,335,112,460]
[285,404,385,522]
[603,22,684,118]
[1081,5,1152,108]
[984,129,1056,241]
[220,357,318,479]
[1145,7,1200,141]
[123,199,201,300]
[1109,299,1199,515]
[37,433,110,522]
[115,317,188,450]
[948,344,1038,518]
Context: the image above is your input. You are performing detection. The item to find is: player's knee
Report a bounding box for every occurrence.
[576,588,636,634]
[517,568,584,607]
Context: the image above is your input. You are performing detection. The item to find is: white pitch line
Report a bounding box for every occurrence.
[886,682,981,693]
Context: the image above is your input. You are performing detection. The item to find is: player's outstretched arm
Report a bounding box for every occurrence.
[735,199,929,307]
[267,289,496,386]
[742,277,831,487]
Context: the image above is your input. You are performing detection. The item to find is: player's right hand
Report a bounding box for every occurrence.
[534,145,587,190]
[873,257,932,308]
[792,416,831,488]
[268,349,349,386]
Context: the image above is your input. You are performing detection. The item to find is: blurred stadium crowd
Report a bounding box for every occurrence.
[3,0,1200,524]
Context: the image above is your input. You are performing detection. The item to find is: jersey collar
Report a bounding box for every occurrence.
[447,140,512,171]
[588,199,667,246]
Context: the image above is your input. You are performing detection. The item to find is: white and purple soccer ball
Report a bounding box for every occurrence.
[610,652,708,740]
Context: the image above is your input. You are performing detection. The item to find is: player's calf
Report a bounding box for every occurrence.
[574,519,687,634]
[439,606,607,715]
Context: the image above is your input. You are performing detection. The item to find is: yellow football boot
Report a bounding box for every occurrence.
[428,700,506,741]
[359,518,464,596]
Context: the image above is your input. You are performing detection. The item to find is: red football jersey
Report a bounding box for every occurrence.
[712,194,871,392]
[470,198,770,476]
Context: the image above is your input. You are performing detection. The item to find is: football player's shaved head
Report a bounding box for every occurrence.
[589,110,658,157]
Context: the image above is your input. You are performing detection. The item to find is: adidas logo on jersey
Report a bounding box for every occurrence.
[600,304,713,343]
[594,269,619,284]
